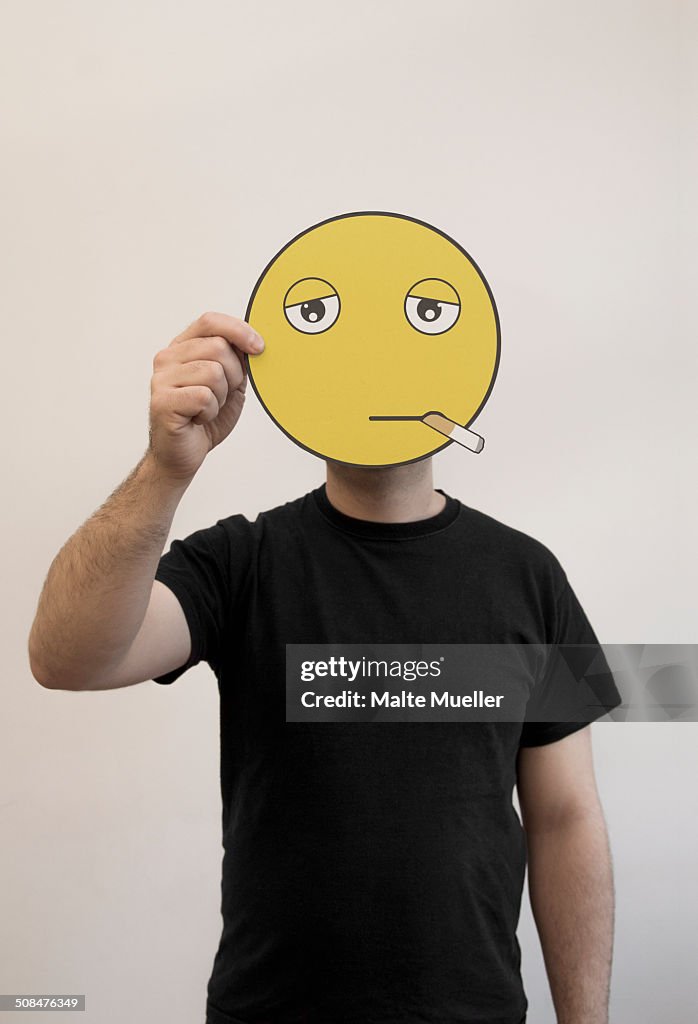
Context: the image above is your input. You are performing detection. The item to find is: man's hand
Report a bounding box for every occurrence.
[148,311,265,483]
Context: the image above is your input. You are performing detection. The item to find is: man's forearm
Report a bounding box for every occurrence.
[525,806,615,1024]
[28,451,192,687]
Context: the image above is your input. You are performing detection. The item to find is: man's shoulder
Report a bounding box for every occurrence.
[457,500,566,578]
[216,489,314,536]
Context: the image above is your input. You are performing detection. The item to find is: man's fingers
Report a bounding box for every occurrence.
[160,335,246,397]
[163,360,229,412]
[157,385,221,425]
[173,311,265,356]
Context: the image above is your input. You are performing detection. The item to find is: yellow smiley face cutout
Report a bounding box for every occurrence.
[246,212,500,467]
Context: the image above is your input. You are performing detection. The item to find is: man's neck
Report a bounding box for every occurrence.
[324,459,446,523]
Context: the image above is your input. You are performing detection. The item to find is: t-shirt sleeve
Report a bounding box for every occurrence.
[152,514,252,685]
[519,572,622,747]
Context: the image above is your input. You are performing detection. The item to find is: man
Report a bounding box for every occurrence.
[29,311,622,1024]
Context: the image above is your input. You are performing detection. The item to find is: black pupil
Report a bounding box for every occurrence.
[416,298,442,322]
[301,299,326,324]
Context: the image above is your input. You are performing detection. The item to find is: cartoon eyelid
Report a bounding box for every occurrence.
[283,277,339,307]
[406,277,459,303]
[284,293,337,307]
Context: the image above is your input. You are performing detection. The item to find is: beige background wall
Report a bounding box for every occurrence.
[2,2,696,1022]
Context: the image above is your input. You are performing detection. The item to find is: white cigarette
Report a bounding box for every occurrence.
[422,412,485,454]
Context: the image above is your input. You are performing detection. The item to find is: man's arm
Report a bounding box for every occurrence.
[28,453,194,689]
[27,311,264,691]
[516,727,615,1024]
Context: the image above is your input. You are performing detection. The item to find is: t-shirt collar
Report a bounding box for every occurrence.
[311,483,462,541]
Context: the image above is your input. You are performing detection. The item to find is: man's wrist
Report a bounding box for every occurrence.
[138,450,196,500]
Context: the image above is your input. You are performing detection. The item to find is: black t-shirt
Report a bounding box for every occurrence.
[153,485,621,1024]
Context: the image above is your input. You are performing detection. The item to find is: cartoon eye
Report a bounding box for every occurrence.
[284,278,341,334]
[404,278,461,335]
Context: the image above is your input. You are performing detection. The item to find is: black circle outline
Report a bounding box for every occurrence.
[404,277,462,335]
[282,277,341,335]
[245,210,502,469]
